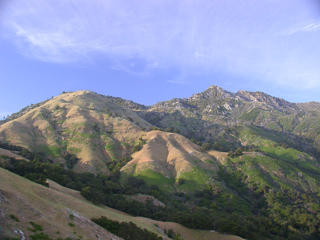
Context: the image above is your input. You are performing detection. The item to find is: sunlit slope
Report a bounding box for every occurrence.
[121,130,219,191]
[0,91,152,174]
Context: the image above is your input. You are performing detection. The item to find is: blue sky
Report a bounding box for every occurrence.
[1,0,320,119]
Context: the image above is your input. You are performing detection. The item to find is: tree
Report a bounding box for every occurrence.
[235,148,243,156]
[201,142,211,151]
[227,151,235,158]
[178,178,186,185]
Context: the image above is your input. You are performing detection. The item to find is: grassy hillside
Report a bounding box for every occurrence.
[121,131,218,192]
[0,91,153,174]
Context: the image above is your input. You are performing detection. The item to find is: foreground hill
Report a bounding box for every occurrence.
[0,167,243,240]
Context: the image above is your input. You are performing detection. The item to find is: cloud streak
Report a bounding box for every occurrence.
[1,0,320,89]
[283,21,320,35]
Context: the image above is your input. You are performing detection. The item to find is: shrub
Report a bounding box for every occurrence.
[28,222,43,232]
[9,214,19,222]
[177,178,185,185]
[92,216,162,240]
[30,233,51,240]
[68,222,75,227]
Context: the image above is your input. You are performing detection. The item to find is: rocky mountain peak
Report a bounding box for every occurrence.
[187,85,235,101]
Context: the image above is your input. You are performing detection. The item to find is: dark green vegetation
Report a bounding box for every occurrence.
[27,222,51,240]
[92,216,162,240]
[28,222,43,232]
[2,87,320,239]
[132,137,147,153]
[9,214,19,222]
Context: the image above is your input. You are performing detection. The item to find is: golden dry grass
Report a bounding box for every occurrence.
[0,168,122,239]
[0,90,153,174]
[121,131,220,189]
[207,150,228,164]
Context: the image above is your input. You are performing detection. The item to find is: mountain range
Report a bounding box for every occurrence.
[1,86,320,239]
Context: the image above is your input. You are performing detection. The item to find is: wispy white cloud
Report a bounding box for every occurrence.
[167,80,189,85]
[282,21,320,35]
[1,0,320,89]
[112,56,155,77]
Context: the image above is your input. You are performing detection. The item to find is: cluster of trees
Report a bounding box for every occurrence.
[0,141,80,170]
[163,127,180,133]
[190,140,240,153]
[217,165,320,239]
[132,137,147,153]
[106,156,132,175]
[63,153,80,169]
[91,216,163,240]
[227,148,243,158]
[275,142,290,149]
[0,142,46,161]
